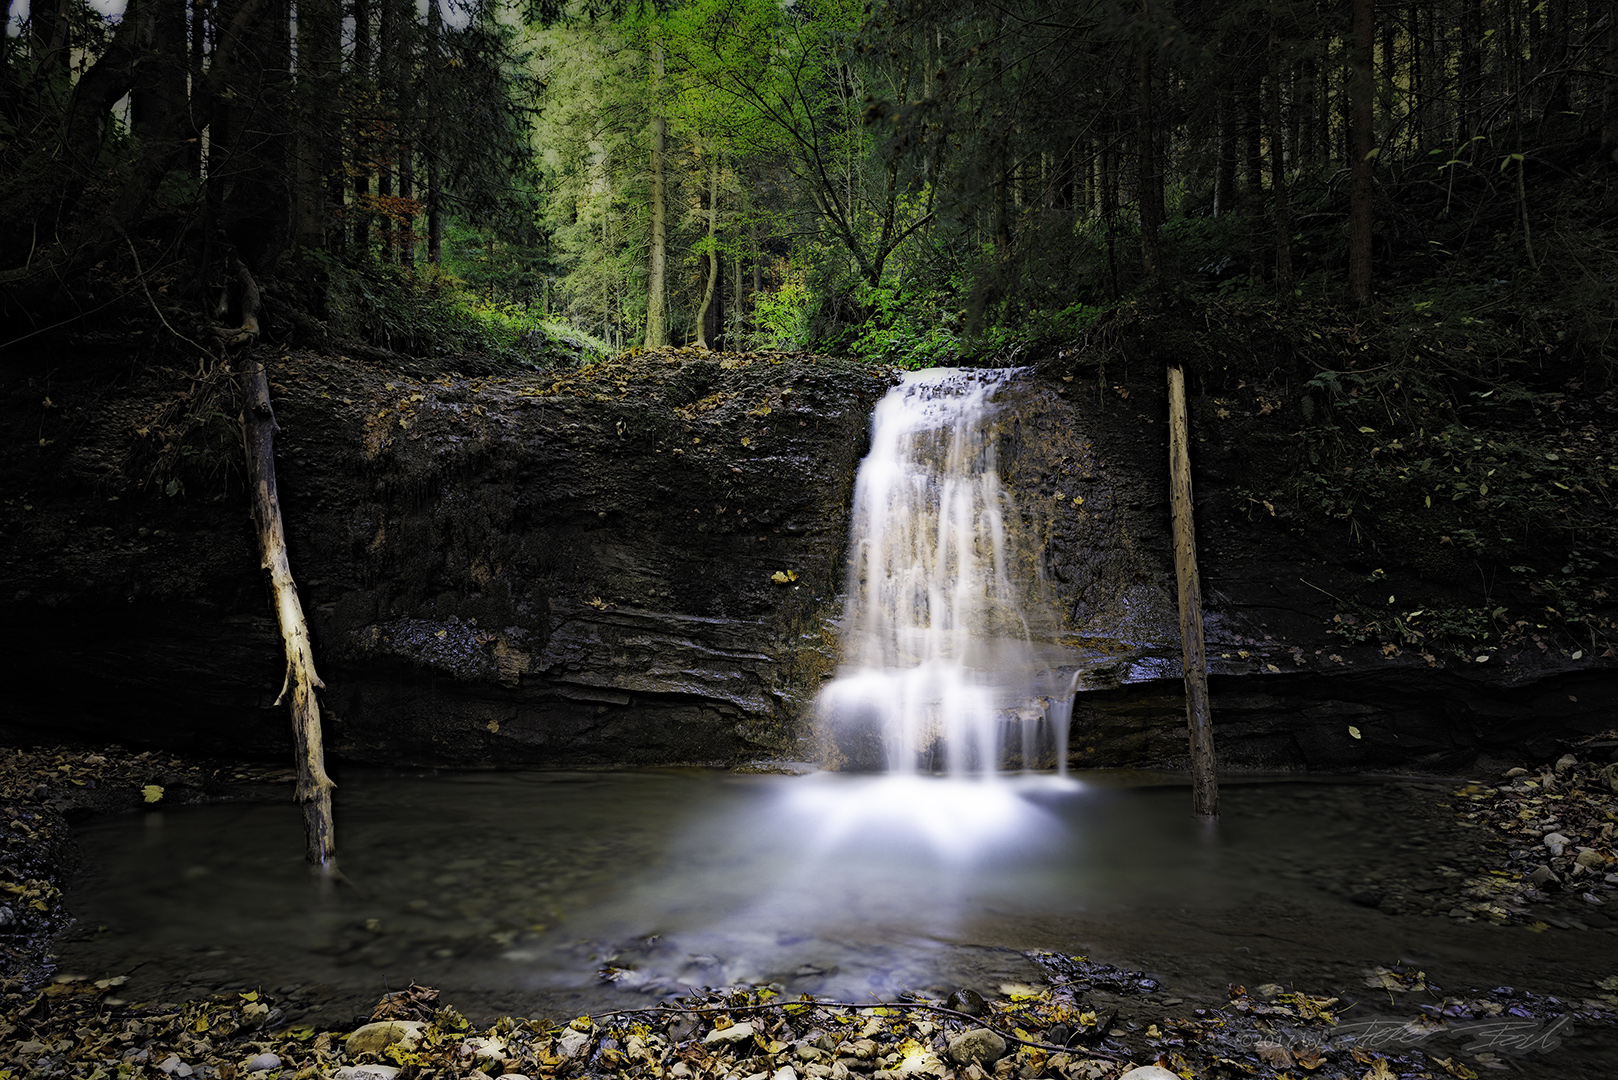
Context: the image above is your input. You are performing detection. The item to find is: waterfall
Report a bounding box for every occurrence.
[817,367,1072,776]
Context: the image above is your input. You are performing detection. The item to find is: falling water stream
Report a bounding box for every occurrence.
[816,366,1073,781]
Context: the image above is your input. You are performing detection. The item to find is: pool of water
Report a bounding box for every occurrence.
[56,768,1616,1039]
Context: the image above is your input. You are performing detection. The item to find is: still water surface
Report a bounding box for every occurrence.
[59,768,1614,1036]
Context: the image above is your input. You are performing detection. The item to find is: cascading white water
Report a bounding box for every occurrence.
[817,367,1072,776]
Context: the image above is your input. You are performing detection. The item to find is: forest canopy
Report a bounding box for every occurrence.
[0,0,1615,363]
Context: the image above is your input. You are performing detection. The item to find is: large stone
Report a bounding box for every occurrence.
[345,1020,427,1058]
[704,1021,757,1046]
[1118,1069,1182,1080]
[945,1029,1007,1067]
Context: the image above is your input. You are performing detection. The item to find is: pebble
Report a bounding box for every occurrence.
[332,1068,401,1080]
[345,1020,427,1058]
[557,1029,592,1058]
[1555,753,1578,773]
[242,1053,281,1073]
[1118,1069,1182,1080]
[1575,849,1611,870]
[1543,832,1571,856]
[1529,865,1561,889]
[945,1029,1006,1067]
[704,1022,756,1047]
[944,989,986,1016]
[1504,767,1528,779]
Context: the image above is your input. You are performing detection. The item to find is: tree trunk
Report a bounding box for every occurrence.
[292,0,338,251]
[1137,1,1162,299]
[425,0,443,265]
[1604,9,1618,161]
[131,0,188,141]
[644,41,668,350]
[350,0,373,255]
[229,263,336,867]
[1348,0,1374,304]
[1268,11,1293,299]
[1458,0,1480,144]
[1214,85,1236,216]
[29,0,70,75]
[1167,364,1218,821]
[695,151,720,350]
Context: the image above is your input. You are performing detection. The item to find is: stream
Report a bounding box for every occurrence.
[56,767,1617,1049]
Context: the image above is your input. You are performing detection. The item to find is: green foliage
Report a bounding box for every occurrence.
[314,252,607,368]
[748,269,814,349]
[844,285,959,368]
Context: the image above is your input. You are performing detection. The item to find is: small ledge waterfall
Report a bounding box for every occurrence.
[817,367,1073,776]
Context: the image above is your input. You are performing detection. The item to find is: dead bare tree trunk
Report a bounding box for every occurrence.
[227,263,336,866]
[1167,364,1218,820]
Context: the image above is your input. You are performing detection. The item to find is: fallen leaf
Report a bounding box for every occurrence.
[142,784,164,804]
[1348,726,1362,740]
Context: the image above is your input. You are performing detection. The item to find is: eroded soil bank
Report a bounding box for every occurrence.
[2,344,1612,773]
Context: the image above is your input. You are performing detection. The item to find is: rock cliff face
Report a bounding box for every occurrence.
[0,349,884,765]
[0,345,1610,771]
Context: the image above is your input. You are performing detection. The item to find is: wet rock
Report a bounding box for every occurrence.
[1555,753,1578,773]
[1575,848,1611,870]
[846,1039,879,1060]
[1117,1070,1182,1080]
[332,1068,401,1080]
[345,1020,427,1058]
[704,1022,756,1046]
[1529,865,1562,889]
[460,1035,507,1070]
[1543,832,1571,856]
[1504,767,1529,778]
[945,1029,1007,1067]
[944,989,987,1016]
[242,1053,281,1073]
[557,1029,593,1058]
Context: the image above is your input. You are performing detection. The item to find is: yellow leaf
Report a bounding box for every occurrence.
[770,570,799,585]
[1348,726,1362,740]
[142,784,164,804]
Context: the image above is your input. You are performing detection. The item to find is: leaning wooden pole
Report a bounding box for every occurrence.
[1166,364,1219,819]
[238,345,337,865]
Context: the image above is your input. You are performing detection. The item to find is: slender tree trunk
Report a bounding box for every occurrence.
[695,150,720,350]
[1604,10,1618,161]
[1349,0,1375,303]
[30,0,70,75]
[1214,84,1236,216]
[187,0,206,180]
[350,0,372,256]
[425,0,443,265]
[292,0,337,251]
[236,334,336,868]
[396,0,415,270]
[644,41,668,350]
[1458,0,1480,144]
[1167,364,1217,821]
[1268,11,1293,298]
[1137,1,1162,299]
